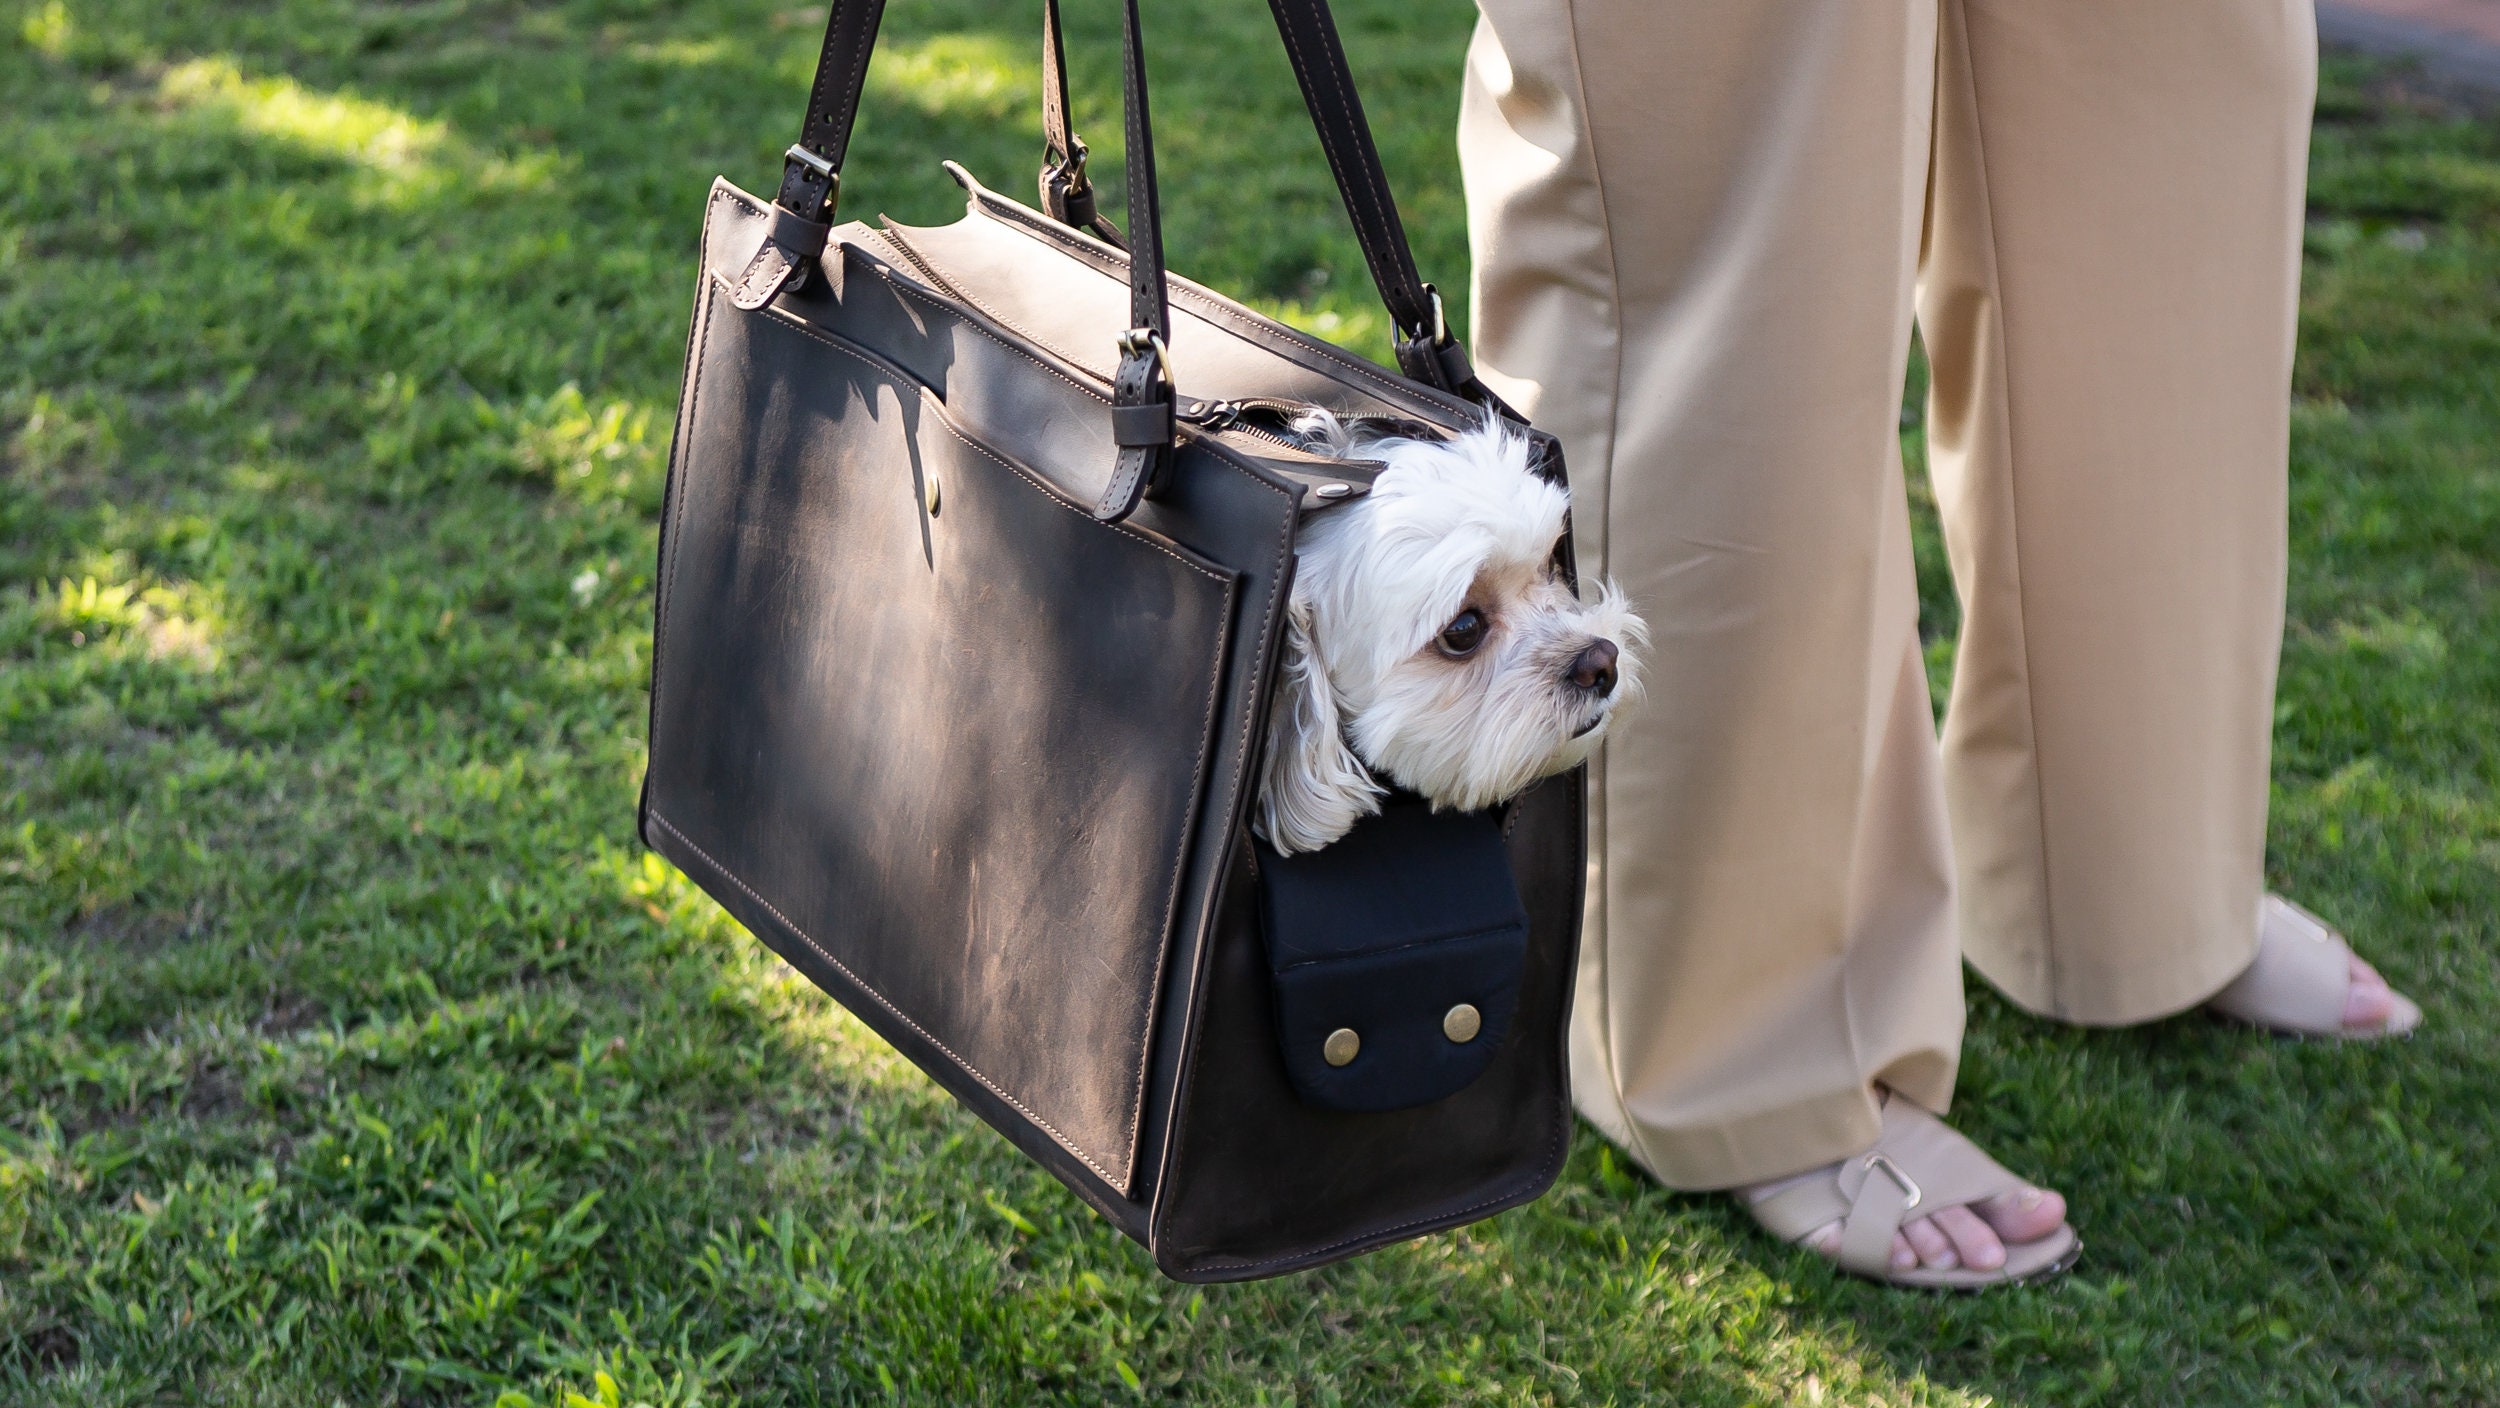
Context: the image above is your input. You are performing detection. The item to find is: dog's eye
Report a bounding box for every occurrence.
[1437,608,1488,658]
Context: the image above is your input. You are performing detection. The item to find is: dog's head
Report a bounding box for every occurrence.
[1258,414,1646,854]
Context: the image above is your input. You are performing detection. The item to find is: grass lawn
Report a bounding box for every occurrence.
[4,0,2497,1402]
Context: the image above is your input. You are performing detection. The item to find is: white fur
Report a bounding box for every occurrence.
[1257,413,1648,854]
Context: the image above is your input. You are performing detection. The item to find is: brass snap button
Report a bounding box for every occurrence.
[1323,1027,1360,1067]
[1442,1003,1482,1043]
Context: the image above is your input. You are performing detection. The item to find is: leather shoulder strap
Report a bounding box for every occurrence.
[1040,0,1127,247]
[1261,0,1470,393]
[730,0,887,310]
[1098,0,1177,522]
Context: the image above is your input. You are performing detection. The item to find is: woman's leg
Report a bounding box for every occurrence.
[1919,0,2325,1023]
[1460,0,1963,1191]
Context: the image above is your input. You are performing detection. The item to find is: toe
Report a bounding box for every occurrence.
[2344,955,2396,1032]
[1902,1215,1957,1270]
[1804,1219,1845,1260]
[1932,1205,2005,1272]
[1975,1185,2068,1245]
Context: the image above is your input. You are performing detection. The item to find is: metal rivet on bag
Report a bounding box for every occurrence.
[1442,1004,1482,1043]
[923,471,940,515]
[1315,482,1351,500]
[1323,1028,1360,1067]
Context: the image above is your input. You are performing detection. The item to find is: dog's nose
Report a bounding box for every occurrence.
[1567,639,1619,697]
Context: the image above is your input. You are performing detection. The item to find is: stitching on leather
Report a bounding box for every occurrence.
[981,196,1426,406]
[876,254,1124,411]
[710,185,1315,1218]
[670,280,1243,1184]
[1127,566,1237,1182]
[878,230,1107,396]
[647,252,723,785]
[1147,428,1298,1233]
[901,382,1238,1184]
[728,276,1226,581]
[1280,17,1400,288]
[1273,16,1410,334]
[836,13,872,161]
[951,195,1436,413]
[649,811,1125,1186]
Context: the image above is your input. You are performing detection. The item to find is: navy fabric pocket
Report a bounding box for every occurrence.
[1254,794,1529,1113]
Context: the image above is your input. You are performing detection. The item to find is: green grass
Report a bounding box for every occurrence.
[2,0,2495,1401]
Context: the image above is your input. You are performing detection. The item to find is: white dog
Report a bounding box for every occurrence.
[1256,412,1647,855]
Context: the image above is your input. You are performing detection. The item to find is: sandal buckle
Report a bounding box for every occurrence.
[1861,1153,1922,1211]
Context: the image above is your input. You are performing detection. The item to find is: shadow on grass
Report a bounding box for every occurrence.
[2,3,2496,1405]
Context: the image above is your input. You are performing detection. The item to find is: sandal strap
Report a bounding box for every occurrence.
[1741,1097,2036,1276]
[2210,895,2353,1035]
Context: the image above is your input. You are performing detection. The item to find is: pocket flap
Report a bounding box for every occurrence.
[1254,796,1528,1113]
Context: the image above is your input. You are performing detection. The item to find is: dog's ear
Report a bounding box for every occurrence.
[1256,599,1383,855]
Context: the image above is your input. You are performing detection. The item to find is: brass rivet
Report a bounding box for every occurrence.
[1442,1003,1482,1043]
[1323,1027,1360,1067]
[923,472,941,515]
[1315,482,1351,500]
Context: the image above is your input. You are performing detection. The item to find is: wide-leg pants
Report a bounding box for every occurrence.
[1459,0,2313,1189]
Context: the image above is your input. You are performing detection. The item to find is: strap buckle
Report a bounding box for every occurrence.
[781,143,841,216]
[1860,1153,1923,1211]
[1117,327,1173,390]
[1045,134,1094,197]
[1396,283,1451,350]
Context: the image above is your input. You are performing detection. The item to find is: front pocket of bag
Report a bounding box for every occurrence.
[646,279,1236,1193]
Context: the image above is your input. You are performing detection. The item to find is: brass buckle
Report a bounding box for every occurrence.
[1860,1153,1923,1211]
[1049,134,1094,196]
[784,143,836,179]
[1117,327,1173,391]
[782,143,840,209]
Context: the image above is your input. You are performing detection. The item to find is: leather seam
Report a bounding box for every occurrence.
[1274,13,1407,326]
[677,273,1244,1186]
[649,810,1129,1189]
[958,193,1436,412]
[879,229,1129,403]
[646,233,726,794]
[1147,443,1298,1245]
[726,273,1229,585]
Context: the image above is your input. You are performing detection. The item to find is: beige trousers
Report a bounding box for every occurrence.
[1460,0,2313,1189]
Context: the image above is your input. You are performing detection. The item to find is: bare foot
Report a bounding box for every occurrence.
[2212,896,2422,1038]
[1741,1166,2069,1274]
[2343,952,2398,1032]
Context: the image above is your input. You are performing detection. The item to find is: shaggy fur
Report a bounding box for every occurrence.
[1257,412,1647,854]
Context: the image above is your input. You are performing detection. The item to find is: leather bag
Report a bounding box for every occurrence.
[640,0,1585,1282]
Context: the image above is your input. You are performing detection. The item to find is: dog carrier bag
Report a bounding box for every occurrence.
[639,0,1585,1281]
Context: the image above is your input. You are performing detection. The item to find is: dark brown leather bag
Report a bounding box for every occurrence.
[640,0,1584,1281]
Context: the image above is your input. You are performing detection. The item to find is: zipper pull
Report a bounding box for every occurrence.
[1178,398,1241,430]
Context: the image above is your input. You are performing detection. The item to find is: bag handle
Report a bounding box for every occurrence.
[1039,0,1127,248]
[1031,0,1488,401]
[734,0,1488,523]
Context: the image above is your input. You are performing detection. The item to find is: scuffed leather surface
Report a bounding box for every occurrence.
[871,169,1466,428]
[651,179,1583,1276]
[647,262,1237,1194]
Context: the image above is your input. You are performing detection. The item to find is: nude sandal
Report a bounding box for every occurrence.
[1742,1096,2081,1290]
[2208,895,2423,1040]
